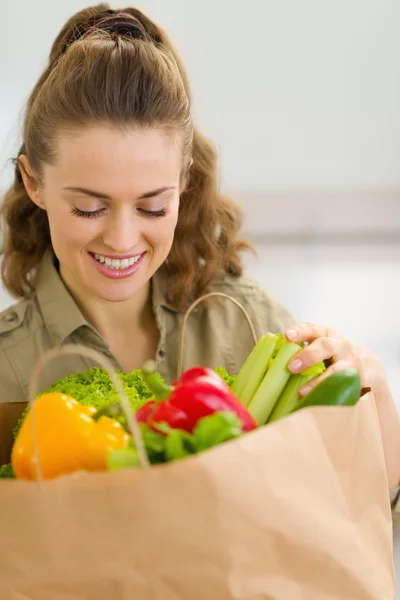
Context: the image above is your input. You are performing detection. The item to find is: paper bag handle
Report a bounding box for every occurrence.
[177,292,258,378]
[28,344,150,479]
[27,292,257,478]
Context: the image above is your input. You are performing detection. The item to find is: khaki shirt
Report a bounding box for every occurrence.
[0,250,294,403]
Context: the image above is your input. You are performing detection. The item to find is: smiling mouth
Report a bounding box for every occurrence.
[90,252,142,270]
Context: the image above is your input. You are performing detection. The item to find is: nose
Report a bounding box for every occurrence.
[102,209,140,253]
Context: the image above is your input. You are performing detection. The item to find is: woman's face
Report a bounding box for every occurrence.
[23,126,183,303]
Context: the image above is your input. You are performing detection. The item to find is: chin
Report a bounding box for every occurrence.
[91,281,146,303]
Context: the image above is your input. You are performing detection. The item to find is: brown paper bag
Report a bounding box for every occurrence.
[0,390,395,599]
[0,294,395,599]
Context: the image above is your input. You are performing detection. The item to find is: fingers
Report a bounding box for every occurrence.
[298,360,355,397]
[288,336,352,374]
[285,322,337,343]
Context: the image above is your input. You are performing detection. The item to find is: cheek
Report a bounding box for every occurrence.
[143,211,179,248]
[45,202,100,247]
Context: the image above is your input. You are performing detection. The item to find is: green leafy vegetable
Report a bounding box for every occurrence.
[12,367,163,438]
[0,463,15,479]
[107,411,243,470]
[214,367,236,389]
[140,426,169,464]
[164,429,195,461]
[193,412,242,451]
[107,448,140,471]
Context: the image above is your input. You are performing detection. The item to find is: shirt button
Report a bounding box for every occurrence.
[3,311,18,323]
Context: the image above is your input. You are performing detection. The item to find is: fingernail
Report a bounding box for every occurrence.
[289,359,303,373]
[286,329,298,341]
[300,385,312,397]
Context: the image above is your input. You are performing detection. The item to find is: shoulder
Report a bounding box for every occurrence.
[206,271,295,337]
[0,297,43,403]
[0,299,30,335]
[0,296,43,345]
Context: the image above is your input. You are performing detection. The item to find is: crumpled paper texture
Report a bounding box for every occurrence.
[0,392,394,599]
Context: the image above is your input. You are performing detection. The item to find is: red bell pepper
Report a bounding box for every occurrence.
[136,361,257,433]
[136,399,191,432]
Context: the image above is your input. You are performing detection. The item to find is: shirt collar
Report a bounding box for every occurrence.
[36,250,89,345]
[150,265,178,315]
[36,251,177,346]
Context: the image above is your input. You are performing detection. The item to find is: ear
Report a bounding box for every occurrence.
[18,155,45,210]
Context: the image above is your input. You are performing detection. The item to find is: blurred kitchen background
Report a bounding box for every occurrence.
[1,0,400,587]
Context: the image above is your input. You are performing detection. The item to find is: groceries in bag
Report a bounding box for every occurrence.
[1,332,362,480]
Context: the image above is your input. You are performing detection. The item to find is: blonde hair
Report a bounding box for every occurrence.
[0,4,252,311]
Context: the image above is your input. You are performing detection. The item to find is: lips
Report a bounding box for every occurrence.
[92,253,141,270]
[88,251,145,280]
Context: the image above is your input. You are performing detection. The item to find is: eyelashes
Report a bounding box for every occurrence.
[71,207,105,219]
[71,207,168,219]
[140,208,167,219]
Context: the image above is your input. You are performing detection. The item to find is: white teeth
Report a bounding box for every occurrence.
[92,253,141,269]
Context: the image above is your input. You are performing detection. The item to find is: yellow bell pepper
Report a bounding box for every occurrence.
[11,392,131,480]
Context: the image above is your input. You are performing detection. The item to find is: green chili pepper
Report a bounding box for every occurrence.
[293,369,361,412]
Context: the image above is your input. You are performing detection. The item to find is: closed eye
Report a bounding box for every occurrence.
[138,208,168,218]
[71,207,105,219]
[71,207,168,219]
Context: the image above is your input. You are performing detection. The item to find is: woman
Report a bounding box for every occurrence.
[0,4,399,502]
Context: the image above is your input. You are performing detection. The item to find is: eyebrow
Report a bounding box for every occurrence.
[62,186,176,200]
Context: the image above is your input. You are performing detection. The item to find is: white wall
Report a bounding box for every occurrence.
[1,0,400,193]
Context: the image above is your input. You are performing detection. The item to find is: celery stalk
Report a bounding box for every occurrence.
[247,340,301,425]
[267,374,313,423]
[231,334,276,400]
[268,362,326,423]
[237,333,278,407]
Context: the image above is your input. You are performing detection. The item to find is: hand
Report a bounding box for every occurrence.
[285,322,400,488]
[285,323,391,405]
